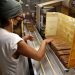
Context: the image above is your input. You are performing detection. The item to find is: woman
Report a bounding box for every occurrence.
[0,0,52,75]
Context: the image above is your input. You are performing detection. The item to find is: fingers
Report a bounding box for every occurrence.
[45,38,53,44]
[25,35,34,41]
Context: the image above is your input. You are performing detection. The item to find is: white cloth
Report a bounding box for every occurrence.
[0,28,29,75]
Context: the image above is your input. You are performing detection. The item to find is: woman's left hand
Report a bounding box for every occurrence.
[22,35,34,41]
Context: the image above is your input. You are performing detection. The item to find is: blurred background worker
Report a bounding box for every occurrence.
[0,0,52,75]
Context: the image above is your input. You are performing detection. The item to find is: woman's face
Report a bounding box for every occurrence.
[11,14,24,32]
[13,13,24,25]
[13,16,22,26]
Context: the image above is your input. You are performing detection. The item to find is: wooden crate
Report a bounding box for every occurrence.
[45,12,75,68]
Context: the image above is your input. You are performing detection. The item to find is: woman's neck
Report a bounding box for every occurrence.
[4,25,13,32]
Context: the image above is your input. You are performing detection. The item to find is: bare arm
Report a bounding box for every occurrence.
[13,38,52,61]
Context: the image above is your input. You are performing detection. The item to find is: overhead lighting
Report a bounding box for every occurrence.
[25,4,29,7]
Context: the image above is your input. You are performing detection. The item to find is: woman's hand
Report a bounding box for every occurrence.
[22,35,34,41]
[44,38,53,44]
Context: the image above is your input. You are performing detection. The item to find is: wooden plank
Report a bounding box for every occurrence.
[59,55,69,67]
[47,36,71,51]
[68,31,75,68]
[57,50,70,56]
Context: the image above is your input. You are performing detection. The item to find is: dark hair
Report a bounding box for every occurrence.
[0,18,9,28]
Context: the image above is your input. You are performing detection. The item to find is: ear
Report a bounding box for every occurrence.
[8,19,13,25]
